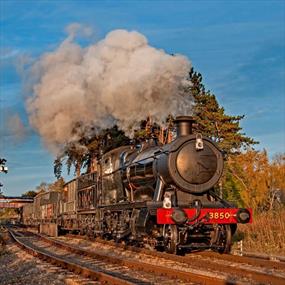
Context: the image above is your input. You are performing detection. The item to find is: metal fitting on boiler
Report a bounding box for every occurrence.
[195,133,204,150]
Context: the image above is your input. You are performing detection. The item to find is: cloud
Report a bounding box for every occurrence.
[65,22,93,41]
[0,47,20,60]
[6,114,27,142]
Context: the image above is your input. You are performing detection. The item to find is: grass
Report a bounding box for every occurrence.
[233,208,285,256]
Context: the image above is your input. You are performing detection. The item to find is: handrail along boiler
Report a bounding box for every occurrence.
[22,116,252,254]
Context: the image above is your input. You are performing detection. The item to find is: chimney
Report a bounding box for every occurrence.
[174,116,195,137]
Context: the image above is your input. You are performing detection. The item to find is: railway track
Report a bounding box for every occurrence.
[230,250,285,263]
[63,233,285,285]
[8,228,241,285]
[192,251,285,271]
[7,227,285,284]
[77,234,285,270]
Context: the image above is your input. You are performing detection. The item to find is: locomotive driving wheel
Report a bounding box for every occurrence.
[163,224,178,254]
[213,224,232,253]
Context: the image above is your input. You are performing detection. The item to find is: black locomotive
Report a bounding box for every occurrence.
[23,116,251,254]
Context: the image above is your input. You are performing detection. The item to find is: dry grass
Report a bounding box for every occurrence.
[233,208,285,256]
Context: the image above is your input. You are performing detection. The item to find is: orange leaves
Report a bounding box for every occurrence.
[226,150,285,212]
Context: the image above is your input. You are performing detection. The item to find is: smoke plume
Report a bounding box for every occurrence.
[26,25,192,154]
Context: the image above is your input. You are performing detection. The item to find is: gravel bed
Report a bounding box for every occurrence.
[0,233,98,285]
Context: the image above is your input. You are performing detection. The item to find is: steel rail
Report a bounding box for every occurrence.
[231,250,285,262]
[37,232,236,285]
[193,251,285,271]
[8,229,134,285]
[66,233,285,285]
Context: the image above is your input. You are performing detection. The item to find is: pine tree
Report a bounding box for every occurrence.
[187,68,258,154]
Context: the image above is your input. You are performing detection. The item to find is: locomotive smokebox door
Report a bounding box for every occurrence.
[176,140,217,184]
[168,136,224,194]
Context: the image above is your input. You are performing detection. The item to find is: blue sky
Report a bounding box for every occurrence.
[0,0,284,196]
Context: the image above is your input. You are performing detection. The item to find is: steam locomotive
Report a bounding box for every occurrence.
[22,116,251,254]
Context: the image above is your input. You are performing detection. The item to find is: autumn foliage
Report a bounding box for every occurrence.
[224,151,285,212]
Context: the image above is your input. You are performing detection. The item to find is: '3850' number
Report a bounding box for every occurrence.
[209,212,231,219]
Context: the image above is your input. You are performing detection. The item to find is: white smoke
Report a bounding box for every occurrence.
[26,25,193,154]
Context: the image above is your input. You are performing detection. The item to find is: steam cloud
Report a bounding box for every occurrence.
[26,25,192,154]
